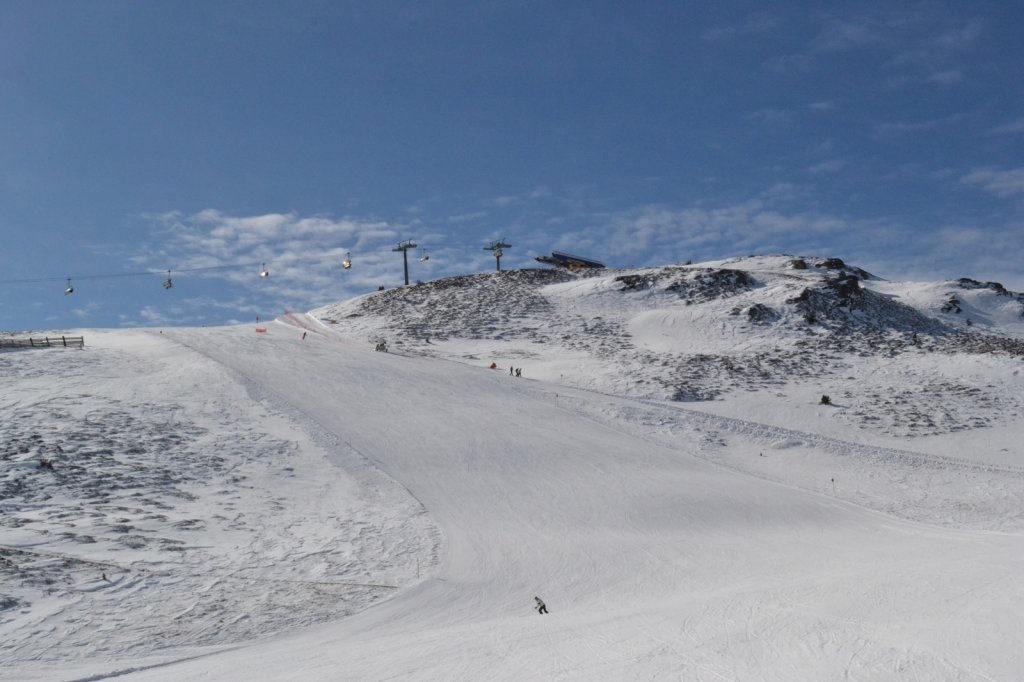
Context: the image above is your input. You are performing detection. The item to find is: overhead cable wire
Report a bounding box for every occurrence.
[0,253,347,286]
[0,237,519,288]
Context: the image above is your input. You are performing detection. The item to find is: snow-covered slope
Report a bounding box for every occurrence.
[2,254,1023,680]
[1,330,439,678]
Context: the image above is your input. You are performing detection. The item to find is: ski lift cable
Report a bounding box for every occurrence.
[0,251,357,286]
[0,235,521,288]
[0,264,259,285]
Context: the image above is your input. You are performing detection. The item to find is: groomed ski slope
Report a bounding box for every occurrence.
[100,320,1022,682]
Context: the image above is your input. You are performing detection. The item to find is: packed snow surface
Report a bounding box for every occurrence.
[3,255,1024,680]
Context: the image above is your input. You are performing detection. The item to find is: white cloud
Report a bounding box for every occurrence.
[133,210,419,318]
[71,301,103,319]
[990,117,1024,135]
[702,13,780,41]
[137,305,172,325]
[810,16,886,53]
[875,113,965,135]
[487,187,553,209]
[934,17,984,50]
[807,159,847,174]
[585,194,863,266]
[761,183,803,204]
[762,52,814,73]
[764,12,982,87]
[864,218,1024,291]
[960,168,1024,198]
[925,69,964,84]
[746,108,790,125]
[884,17,982,86]
[446,211,488,223]
[875,120,939,135]
[929,168,957,181]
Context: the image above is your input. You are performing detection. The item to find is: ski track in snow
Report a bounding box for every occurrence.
[531,383,1024,533]
[104,322,1023,682]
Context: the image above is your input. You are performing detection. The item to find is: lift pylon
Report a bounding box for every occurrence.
[484,239,512,271]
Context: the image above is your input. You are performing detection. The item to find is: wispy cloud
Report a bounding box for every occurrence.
[883,16,982,86]
[810,15,888,53]
[934,17,985,51]
[762,53,814,73]
[764,12,892,73]
[875,120,942,135]
[72,301,103,319]
[446,211,488,223]
[868,218,1024,290]
[702,12,780,41]
[144,210,395,265]
[490,187,551,208]
[567,194,857,267]
[807,159,847,174]
[746,108,791,125]
[875,112,965,135]
[515,184,1022,290]
[960,167,1024,198]
[925,69,964,84]
[134,210,420,318]
[766,11,983,88]
[137,305,174,326]
[990,117,1024,135]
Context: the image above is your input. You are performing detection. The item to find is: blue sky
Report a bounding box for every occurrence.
[2,1,1022,330]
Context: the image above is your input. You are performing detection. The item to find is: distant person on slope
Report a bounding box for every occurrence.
[534,596,548,614]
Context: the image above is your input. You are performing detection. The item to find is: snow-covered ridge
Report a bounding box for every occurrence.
[315,254,1024,431]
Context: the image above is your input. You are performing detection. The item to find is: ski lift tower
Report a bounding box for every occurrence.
[484,239,512,272]
[393,239,418,285]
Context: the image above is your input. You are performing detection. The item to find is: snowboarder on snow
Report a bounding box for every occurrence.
[534,596,548,614]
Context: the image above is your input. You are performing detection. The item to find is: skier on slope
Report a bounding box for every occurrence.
[534,596,548,614]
